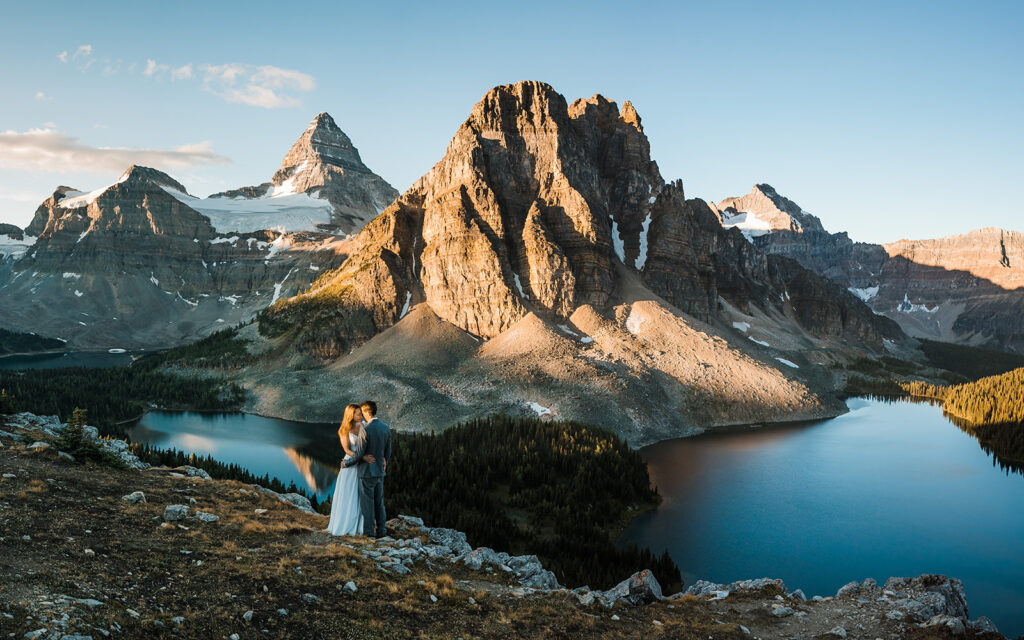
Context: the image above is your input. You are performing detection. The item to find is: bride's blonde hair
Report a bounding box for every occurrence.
[338,403,362,441]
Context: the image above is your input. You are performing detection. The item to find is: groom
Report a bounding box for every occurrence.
[343,400,392,538]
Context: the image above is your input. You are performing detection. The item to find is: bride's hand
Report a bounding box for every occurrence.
[364,454,377,464]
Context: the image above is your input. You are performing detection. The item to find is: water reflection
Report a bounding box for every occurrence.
[127,411,344,500]
[0,350,134,370]
[620,398,1024,637]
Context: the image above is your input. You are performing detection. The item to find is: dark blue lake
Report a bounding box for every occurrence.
[618,397,1024,637]
[0,350,134,370]
[127,411,343,501]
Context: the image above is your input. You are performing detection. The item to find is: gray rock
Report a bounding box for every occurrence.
[170,617,184,625]
[683,580,727,597]
[923,614,966,635]
[177,466,212,480]
[57,451,75,462]
[886,609,906,621]
[2,473,16,479]
[771,606,794,618]
[121,491,146,504]
[428,528,471,556]
[163,505,189,522]
[28,441,50,451]
[884,575,969,620]
[276,609,287,616]
[602,570,664,606]
[196,512,219,523]
[790,588,807,601]
[343,582,357,593]
[968,617,998,634]
[301,593,321,604]
[727,577,787,594]
[827,626,847,638]
[242,610,253,622]
[522,569,560,591]
[836,581,861,598]
[396,515,424,527]
[83,426,99,439]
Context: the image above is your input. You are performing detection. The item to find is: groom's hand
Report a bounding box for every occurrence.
[364,454,377,464]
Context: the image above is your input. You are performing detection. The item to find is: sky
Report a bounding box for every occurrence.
[1,0,1021,244]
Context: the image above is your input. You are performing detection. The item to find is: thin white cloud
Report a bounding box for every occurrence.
[74,45,92,58]
[143,59,169,77]
[42,122,57,129]
[171,64,193,80]
[201,63,315,109]
[35,92,51,101]
[0,128,230,174]
[57,50,68,63]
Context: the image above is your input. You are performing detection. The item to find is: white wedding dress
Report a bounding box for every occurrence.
[326,432,364,536]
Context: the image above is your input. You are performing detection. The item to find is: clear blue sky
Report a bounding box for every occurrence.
[1,0,1021,243]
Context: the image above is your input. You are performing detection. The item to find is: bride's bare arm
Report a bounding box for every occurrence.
[339,428,355,457]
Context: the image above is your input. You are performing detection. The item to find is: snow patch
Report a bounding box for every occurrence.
[149,274,160,286]
[897,293,938,313]
[76,230,89,244]
[62,272,80,279]
[748,337,770,347]
[732,321,750,332]
[611,218,626,263]
[580,337,594,344]
[625,308,644,335]
[775,357,799,369]
[270,267,298,304]
[0,233,36,260]
[399,291,412,318]
[848,285,880,302]
[264,235,291,264]
[557,324,579,337]
[59,185,109,208]
[635,212,652,270]
[209,236,240,245]
[512,273,528,299]
[527,402,552,417]
[73,290,83,297]
[162,186,333,234]
[108,348,126,354]
[176,292,199,307]
[219,295,240,306]
[720,210,774,243]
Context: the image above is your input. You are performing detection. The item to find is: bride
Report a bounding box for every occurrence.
[327,403,375,536]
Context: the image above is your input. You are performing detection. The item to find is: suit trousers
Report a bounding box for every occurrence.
[359,476,386,536]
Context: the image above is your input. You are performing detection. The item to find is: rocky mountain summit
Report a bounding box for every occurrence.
[244,81,901,443]
[0,412,1007,639]
[719,185,1024,353]
[207,112,399,234]
[0,113,398,350]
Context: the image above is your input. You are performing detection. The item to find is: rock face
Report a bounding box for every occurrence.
[208,112,398,234]
[251,82,901,442]
[266,82,896,351]
[0,166,350,349]
[722,184,1024,353]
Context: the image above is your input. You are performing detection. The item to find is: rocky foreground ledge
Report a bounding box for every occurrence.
[0,413,1009,639]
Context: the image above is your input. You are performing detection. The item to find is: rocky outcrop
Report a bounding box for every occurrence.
[723,183,1024,353]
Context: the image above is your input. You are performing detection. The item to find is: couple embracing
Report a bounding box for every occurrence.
[326,400,392,538]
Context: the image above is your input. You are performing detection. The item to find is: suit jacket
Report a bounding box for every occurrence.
[345,417,391,478]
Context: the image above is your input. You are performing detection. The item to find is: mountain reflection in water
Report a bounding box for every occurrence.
[127,411,344,500]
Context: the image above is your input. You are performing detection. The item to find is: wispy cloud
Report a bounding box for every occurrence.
[35,92,52,101]
[56,47,315,110]
[0,128,230,174]
[143,59,169,76]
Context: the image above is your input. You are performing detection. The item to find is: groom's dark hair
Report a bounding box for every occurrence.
[360,400,377,417]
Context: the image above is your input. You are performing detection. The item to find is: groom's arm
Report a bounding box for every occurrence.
[343,437,367,468]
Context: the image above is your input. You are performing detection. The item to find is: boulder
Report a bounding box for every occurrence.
[522,569,560,591]
[122,491,146,505]
[602,570,664,606]
[683,580,726,597]
[968,617,999,634]
[771,606,794,618]
[163,505,189,522]
[196,512,219,523]
[427,528,471,556]
[922,614,966,635]
[884,575,969,620]
[177,466,212,480]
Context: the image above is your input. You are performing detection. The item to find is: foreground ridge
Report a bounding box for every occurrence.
[0,412,1005,639]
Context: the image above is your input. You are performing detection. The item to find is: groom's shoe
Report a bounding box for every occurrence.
[374,530,388,539]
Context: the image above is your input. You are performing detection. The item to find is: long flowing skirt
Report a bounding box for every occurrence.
[326,464,363,536]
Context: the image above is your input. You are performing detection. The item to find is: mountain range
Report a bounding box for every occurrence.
[0,114,396,349]
[1,81,1020,440]
[713,184,1024,354]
